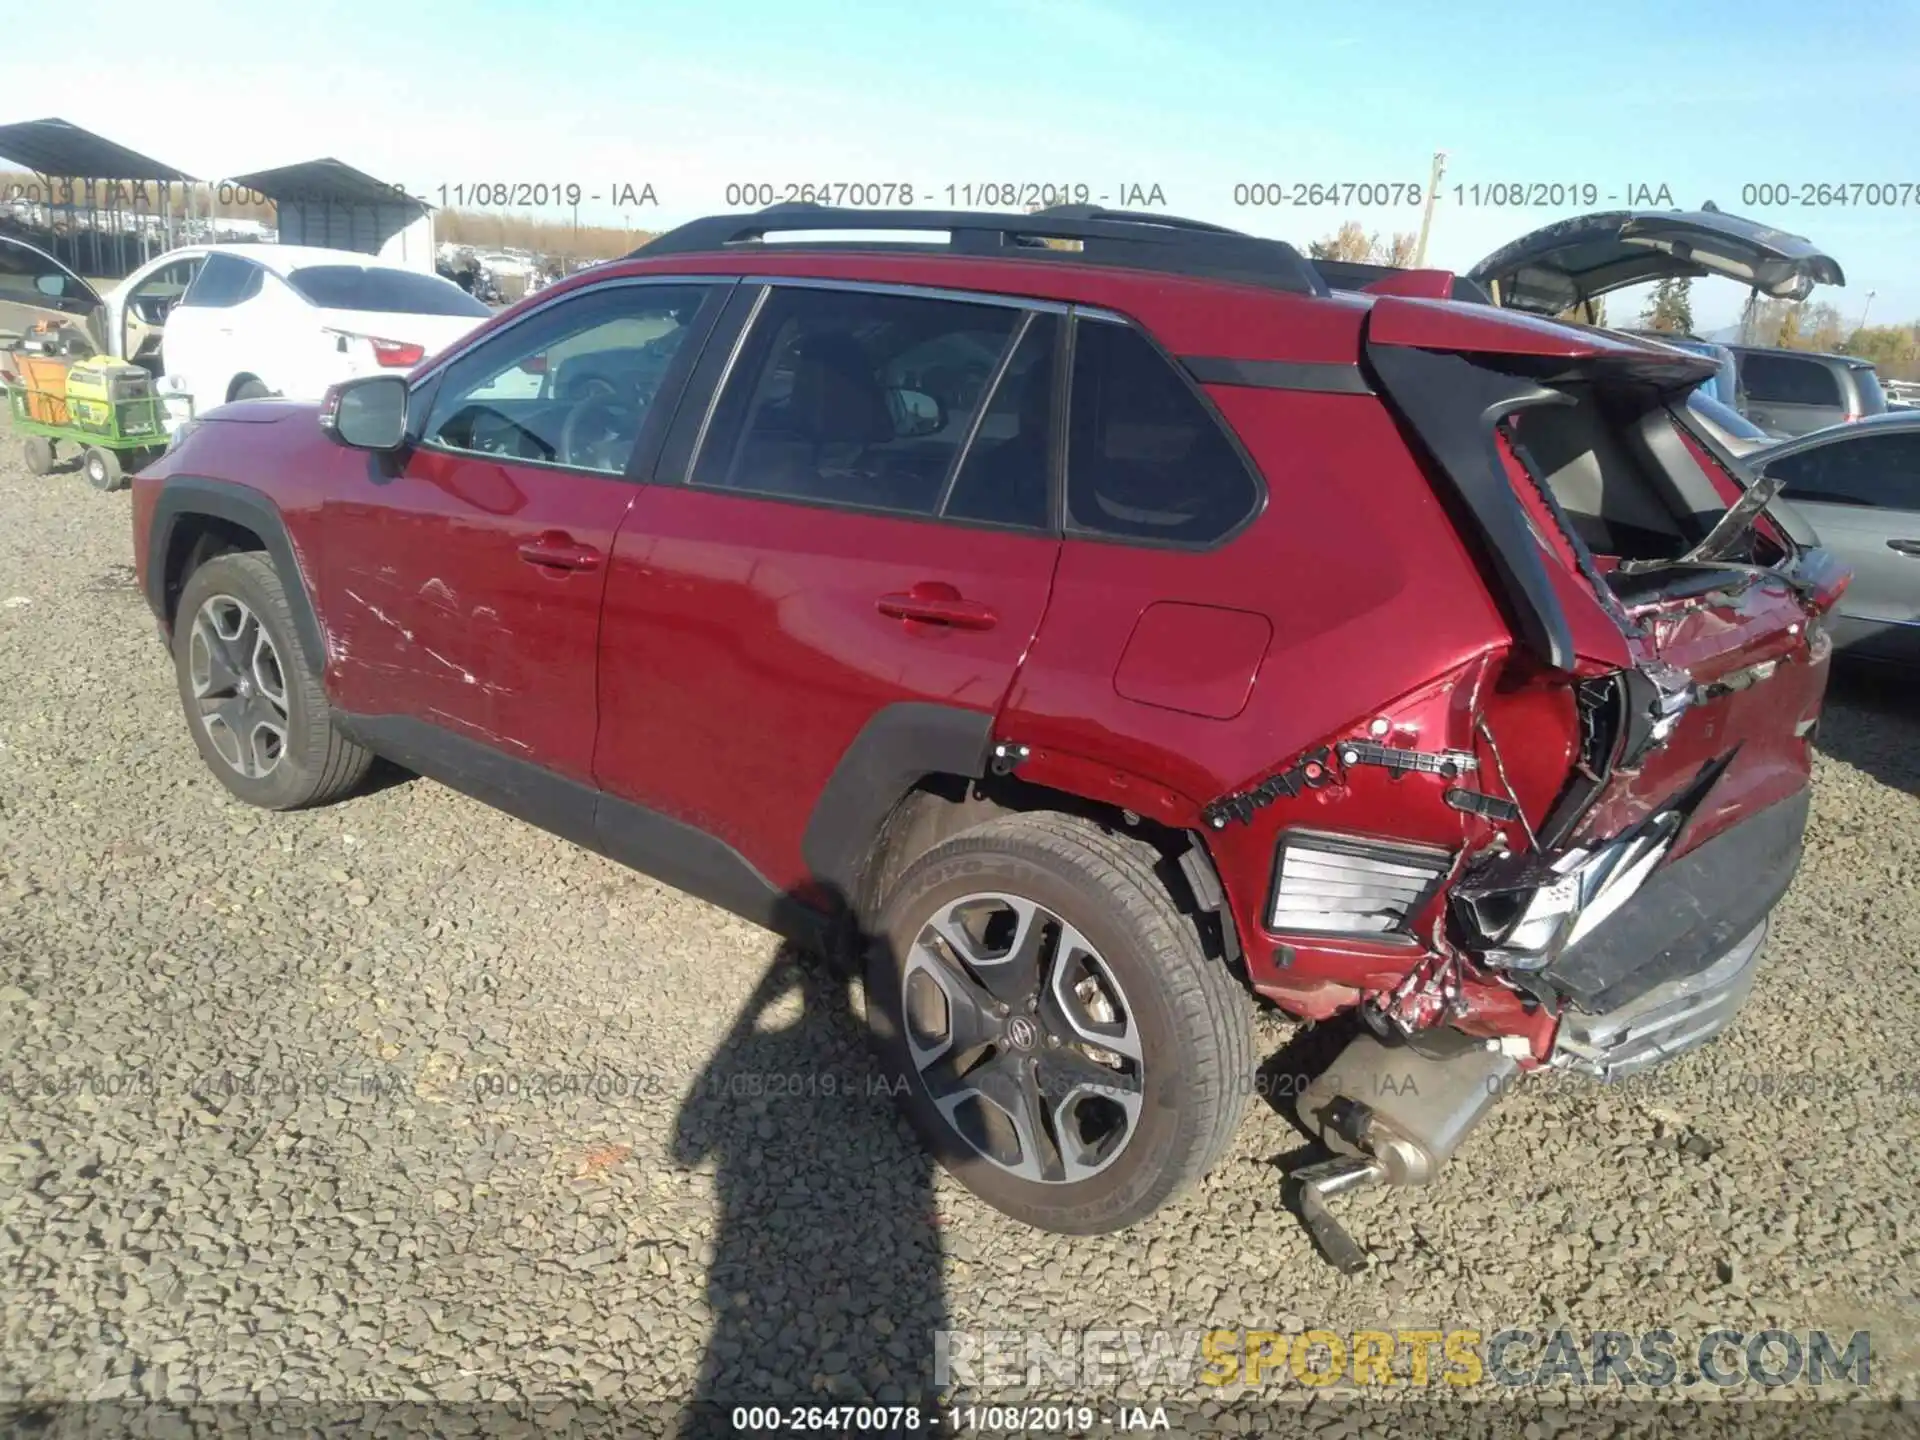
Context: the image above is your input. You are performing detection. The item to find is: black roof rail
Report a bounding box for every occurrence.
[627,204,1329,297]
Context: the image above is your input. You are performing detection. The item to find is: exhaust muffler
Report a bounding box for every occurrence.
[1289,1029,1519,1269]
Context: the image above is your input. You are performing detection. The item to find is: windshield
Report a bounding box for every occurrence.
[285,265,492,317]
[1688,390,1769,441]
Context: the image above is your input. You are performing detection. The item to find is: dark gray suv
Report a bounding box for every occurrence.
[1731,346,1888,437]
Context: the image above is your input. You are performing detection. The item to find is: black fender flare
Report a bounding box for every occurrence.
[801,702,996,901]
[147,476,327,675]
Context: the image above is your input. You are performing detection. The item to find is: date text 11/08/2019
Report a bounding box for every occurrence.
[436,183,659,209]
[1229,182,1677,209]
[729,1405,1173,1432]
[721,182,1169,210]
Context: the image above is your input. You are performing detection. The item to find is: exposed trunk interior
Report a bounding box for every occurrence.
[1500,385,1791,589]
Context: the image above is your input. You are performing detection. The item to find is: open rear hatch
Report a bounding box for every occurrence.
[1361,296,1849,1040]
[1464,206,1844,316]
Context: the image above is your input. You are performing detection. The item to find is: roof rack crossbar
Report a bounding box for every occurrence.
[626,205,1328,296]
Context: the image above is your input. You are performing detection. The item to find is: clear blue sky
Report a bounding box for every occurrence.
[4,0,1916,329]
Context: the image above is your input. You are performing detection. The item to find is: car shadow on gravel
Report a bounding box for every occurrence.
[1816,664,1920,798]
[671,933,945,1436]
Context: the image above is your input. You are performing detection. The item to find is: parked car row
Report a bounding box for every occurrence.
[0,237,492,426]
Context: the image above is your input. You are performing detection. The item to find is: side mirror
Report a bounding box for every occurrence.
[321,374,409,451]
[34,273,66,298]
[891,387,946,438]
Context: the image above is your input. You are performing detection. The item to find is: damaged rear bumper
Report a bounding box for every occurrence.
[1459,786,1808,1075]
[1552,920,1768,1078]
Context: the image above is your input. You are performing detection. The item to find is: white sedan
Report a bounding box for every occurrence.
[103,243,492,417]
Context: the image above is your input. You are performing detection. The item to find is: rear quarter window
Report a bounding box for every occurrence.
[1065,318,1261,545]
[1739,353,1842,407]
[1849,365,1888,415]
[286,266,492,318]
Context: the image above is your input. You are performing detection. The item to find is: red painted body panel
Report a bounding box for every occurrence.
[998,388,1526,1002]
[592,486,1058,894]
[319,447,637,778]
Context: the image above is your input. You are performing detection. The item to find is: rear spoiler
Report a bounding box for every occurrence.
[1314,259,1494,305]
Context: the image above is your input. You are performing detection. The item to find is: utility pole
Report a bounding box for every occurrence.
[1413,150,1448,267]
[1858,290,1877,333]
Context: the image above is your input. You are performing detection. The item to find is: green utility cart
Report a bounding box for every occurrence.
[7,355,181,492]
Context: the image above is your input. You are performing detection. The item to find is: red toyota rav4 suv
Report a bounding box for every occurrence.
[131,207,1848,1263]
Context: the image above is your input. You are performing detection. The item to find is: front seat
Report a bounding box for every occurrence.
[767,333,905,503]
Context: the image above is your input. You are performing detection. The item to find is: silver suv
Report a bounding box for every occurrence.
[1731,346,1888,437]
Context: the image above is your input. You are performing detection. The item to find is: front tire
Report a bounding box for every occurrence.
[83,446,124,492]
[868,813,1253,1233]
[22,436,55,475]
[172,551,372,809]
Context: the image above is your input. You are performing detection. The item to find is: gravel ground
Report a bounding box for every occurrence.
[1,425,1917,1433]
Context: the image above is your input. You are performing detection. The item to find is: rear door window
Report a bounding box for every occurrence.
[179,253,261,309]
[286,265,491,318]
[691,285,1025,519]
[1766,433,1920,509]
[1849,365,1888,416]
[1738,353,1841,407]
[1064,317,1261,545]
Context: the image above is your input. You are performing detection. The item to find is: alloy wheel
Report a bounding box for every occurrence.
[188,594,289,779]
[901,891,1144,1184]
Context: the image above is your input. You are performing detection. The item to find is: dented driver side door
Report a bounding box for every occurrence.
[319,279,722,781]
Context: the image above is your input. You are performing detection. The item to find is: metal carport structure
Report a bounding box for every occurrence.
[222,159,436,272]
[0,117,198,276]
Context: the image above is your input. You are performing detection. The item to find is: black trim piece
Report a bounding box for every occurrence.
[621,280,736,486]
[597,793,825,939]
[1205,746,1336,829]
[1443,788,1522,823]
[1535,673,1628,851]
[1363,340,1579,671]
[146,477,326,669]
[341,714,827,942]
[630,205,1329,297]
[344,713,598,845]
[652,284,766,485]
[1047,307,1077,535]
[1182,356,1375,395]
[1544,786,1808,1014]
[801,702,996,899]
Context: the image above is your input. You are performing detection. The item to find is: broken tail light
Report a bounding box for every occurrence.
[1269,832,1451,940]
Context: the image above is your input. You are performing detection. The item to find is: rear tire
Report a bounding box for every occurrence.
[172,551,373,810]
[22,436,55,475]
[867,812,1253,1233]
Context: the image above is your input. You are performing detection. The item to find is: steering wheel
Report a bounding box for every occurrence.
[559,393,643,471]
